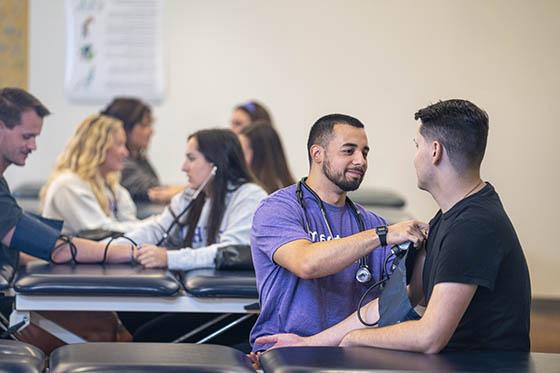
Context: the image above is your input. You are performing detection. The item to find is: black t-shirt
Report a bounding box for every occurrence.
[423,183,531,351]
[0,177,23,242]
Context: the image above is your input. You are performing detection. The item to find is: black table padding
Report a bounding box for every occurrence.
[0,340,45,373]
[260,346,560,372]
[348,188,406,208]
[14,262,180,296]
[183,269,258,298]
[49,342,255,372]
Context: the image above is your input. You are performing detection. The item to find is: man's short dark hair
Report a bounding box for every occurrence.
[0,87,50,129]
[415,99,489,171]
[307,114,365,163]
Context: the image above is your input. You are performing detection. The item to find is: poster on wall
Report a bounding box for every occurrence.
[0,0,28,89]
[64,0,165,103]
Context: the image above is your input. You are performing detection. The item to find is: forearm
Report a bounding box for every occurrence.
[308,297,381,346]
[340,319,437,353]
[167,245,218,271]
[296,229,381,278]
[51,237,134,263]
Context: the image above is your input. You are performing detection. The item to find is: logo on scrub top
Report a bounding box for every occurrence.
[309,231,341,242]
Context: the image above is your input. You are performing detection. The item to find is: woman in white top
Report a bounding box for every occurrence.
[132,128,267,271]
[41,114,143,235]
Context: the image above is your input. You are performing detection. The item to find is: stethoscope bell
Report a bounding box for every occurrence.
[355,266,372,283]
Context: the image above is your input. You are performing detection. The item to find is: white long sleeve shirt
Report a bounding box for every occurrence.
[126,182,267,271]
[42,171,143,235]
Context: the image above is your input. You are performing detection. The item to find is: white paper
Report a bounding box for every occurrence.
[64,0,165,103]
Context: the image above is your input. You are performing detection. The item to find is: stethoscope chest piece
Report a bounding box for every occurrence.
[355,265,372,283]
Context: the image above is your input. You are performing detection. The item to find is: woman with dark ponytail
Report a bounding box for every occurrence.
[128,129,267,270]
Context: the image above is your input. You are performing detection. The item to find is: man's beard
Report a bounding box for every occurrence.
[323,157,364,192]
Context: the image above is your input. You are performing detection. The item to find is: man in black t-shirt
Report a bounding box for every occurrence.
[256,99,531,354]
[0,87,137,263]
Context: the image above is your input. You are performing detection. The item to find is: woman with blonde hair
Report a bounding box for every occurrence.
[41,114,142,235]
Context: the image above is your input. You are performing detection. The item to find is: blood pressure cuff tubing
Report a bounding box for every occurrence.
[10,213,63,261]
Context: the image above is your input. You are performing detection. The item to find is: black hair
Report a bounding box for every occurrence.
[415,99,489,171]
[101,97,151,150]
[183,129,255,246]
[0,87,50,128]
[306,113,365,163]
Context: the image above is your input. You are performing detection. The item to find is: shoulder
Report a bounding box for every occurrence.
[254,184,300,215]
[448,189,504,234]
[262,184,297,204]
[0,177,13,197]
[0,177,20,206]
[115,183,134,200]
[48,172,89,193]
[235,182,268,197]
[228,183,268,210]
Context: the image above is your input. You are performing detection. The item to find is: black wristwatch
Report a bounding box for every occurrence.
[375,225,388,247]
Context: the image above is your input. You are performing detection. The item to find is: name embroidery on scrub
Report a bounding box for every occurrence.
[190,226,224,246]
[309,231,341,242]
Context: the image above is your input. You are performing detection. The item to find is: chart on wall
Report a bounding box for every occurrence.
[64,0,165,103]
[0,0,28,89]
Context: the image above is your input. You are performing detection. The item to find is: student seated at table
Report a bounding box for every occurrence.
[1,88,144,354]
[130,128,267,271]
[40,114,146,235]
[117,129,266,346]
[101,97,183,204]
[238,120,295,194]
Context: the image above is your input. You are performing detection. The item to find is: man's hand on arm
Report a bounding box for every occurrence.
[273,220,428,280]
[387,220,429,248]
[340,282,477,353]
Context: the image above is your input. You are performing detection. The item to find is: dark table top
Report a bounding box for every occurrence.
[260,346,560,372]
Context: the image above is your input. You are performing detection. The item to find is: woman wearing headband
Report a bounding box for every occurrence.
[230,100,273,134]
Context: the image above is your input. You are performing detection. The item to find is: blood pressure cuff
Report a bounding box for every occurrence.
[214,244,254,270]
[378,250,421,327]
[10,213,63,261]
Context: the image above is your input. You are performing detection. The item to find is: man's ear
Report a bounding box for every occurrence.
[432,140,444,165]
[309,144,324,165]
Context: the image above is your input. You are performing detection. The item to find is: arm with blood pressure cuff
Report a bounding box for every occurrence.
[7,212,139,264]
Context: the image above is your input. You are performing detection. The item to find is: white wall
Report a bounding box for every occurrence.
[6,0,560,297]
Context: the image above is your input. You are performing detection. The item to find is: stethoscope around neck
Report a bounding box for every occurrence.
[296,177,372,284]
